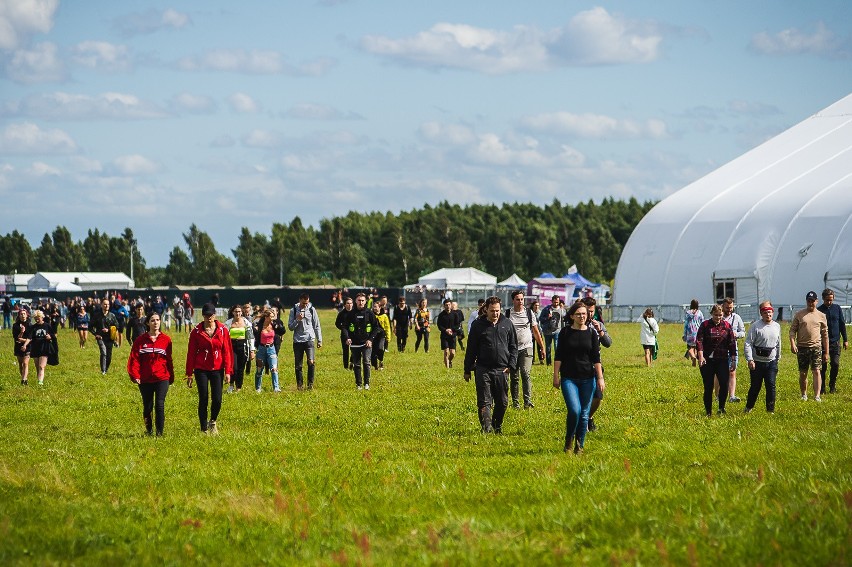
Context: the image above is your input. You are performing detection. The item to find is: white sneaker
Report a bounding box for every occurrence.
[273,388,281,393]
[357,385,363,390]
[227,386,234,394]
[815,396,822,402]
[256,388,262,393]
[365,383,370,390]
[801,394,808,401]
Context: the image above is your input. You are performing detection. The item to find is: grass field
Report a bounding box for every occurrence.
[1,310,851,565]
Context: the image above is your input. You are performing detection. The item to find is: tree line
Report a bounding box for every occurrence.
[0,198,654,288]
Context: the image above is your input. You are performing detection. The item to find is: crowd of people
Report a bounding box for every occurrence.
[5,286,846,452]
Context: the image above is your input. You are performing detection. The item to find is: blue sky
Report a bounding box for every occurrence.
[1,0,850,267]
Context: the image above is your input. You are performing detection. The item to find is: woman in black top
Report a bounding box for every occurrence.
[13,307,31,385]
[25,310,54,386]
[552,301,602,454]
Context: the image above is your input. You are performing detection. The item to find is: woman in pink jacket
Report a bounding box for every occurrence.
[186,303,233,434]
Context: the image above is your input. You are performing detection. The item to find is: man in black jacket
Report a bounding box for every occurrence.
[343,293,379,390]
[463,296,518,433]
[90,298,118,375]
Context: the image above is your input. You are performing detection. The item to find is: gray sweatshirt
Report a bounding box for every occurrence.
[744,319,781,363]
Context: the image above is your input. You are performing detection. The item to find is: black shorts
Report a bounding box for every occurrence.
[441,335,457,350]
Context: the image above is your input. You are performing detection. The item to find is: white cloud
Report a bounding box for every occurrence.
[176,49,334,76]
[113,8,191,36]
[359,7,662,73]
[419,121,476,145]
[71,41,131,71]
[28,161,61,176]
[750,22,846,57]
[111,154,160,176]
[170,92,216,113]
[242,129,282,148]
[67,156,103,173]
[520,111,669,139]
[284,103,363,120]
[0,0,58,50]
[227,92,260,113]
[3,91,170,120]
[0,122,76,154]
[5,40,64,83]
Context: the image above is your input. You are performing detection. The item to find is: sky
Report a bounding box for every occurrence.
[1,0,851,267]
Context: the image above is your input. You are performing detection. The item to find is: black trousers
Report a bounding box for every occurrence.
[340,334,350,369]
[138,380,170,435]
[474,366,509,432]
[746,359,778,412]
[415,329,429,353]
[351,345,372,386]
[231,340,248,390]
[372,337,386,368]
[700,358,729,414]
[821,341,841,393]
[195,369,224,431]
[396,329,408,352]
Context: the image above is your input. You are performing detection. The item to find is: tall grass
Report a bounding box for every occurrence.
[1,312,850,565]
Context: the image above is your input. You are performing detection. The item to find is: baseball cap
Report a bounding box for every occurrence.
[201,303,216,316]
[805,291,818,302]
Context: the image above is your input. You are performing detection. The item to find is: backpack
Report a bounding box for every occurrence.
[540,306,561,334]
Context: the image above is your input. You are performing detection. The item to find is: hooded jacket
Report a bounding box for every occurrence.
[186,320,233,376]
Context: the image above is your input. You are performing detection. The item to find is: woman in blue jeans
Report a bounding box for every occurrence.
[552,301,602,454]
[254,309,280,392]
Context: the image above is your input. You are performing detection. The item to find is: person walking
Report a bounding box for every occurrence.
[582,296,610,432]
[463,296,518,434]
[126,303,148,345]
[789,291,829,401]
[288,293,323,390]
[696,304,737,416]
[817,288,847,394]
[371,301,390,371]
[506,290,544,409]
[640,308,659,367]
[335,296,354,369]
[391,296,413,352]
[13,307,31,385]
[225,305,255,393]
[343,293,379,390]
[744,301,781,413]
[127,312,174,436]
[720,298,746,402]
[437,298,458,369]
[91,298,118,375]
[414,298,431,353]
[552,301,602,454]
[682,299,704,367]
[25,310,55,386]
[75,305,90,348]
[253,308,281,393]
[186,303,233,434]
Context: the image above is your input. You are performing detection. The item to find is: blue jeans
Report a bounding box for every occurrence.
[560,377,596,449]
[254,344,279,391]
[544,334,558,365]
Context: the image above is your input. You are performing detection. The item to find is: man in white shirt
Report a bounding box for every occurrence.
[721,297,746,402]
[506,290,545,409]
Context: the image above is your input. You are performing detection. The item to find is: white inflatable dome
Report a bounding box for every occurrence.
[614,93,852,308]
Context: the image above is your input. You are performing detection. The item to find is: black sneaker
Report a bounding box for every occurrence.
[587,418,597,431]
[717,409,726,416]
[524,401,535,409]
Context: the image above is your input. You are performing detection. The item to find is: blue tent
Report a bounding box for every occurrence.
[537,272,556,279]
[564,272,599,288]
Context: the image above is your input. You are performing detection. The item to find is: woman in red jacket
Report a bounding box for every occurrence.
[186,303,233,434]
[127,312,174,436]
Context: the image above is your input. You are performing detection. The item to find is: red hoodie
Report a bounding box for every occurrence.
[127,333,175,384]
[186,320,233,376]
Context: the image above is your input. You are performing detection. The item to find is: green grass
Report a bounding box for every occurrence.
[1,313,851,565]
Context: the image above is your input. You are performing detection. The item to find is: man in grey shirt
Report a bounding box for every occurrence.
[288,293,323,390]
[506,290,544,409]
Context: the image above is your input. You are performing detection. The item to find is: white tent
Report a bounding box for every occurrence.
[614,93,852,307]
[497,273,527,288]
[416,267,497,290]
[52,281,83,292]
[28,272,134,292]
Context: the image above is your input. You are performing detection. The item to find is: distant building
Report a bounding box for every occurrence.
[1,274,36,293]
[27,272,134,292]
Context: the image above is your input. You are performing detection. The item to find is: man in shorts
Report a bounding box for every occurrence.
[789,291,829,401]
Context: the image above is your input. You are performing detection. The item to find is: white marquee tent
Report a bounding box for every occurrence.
[415,267,497,290]
[28,272,134,292]
[497,273,527,289]
[614,93,852,308]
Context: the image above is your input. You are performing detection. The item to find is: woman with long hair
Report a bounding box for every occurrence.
[186,303,233,434]
[640,307,659,367]
[13,307,31,385]
[225,304,255,393]
[253,308,281,393]
[127,312,174,436]
[552,301,602,454]
[76,305,90,348]
[414,298,431,353]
